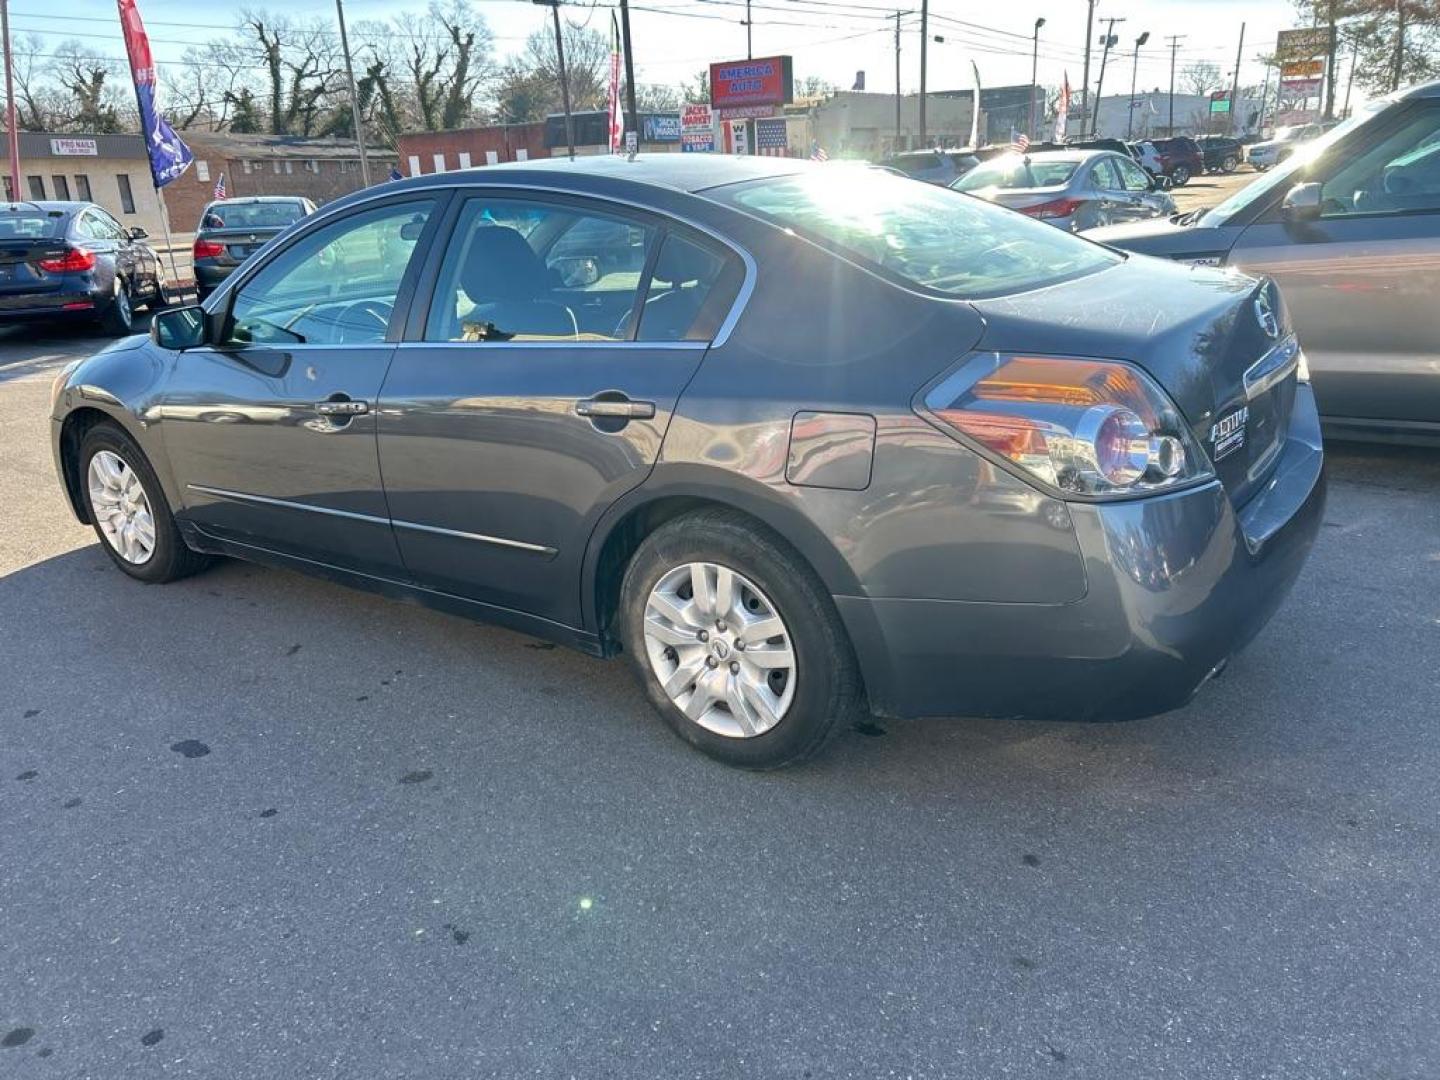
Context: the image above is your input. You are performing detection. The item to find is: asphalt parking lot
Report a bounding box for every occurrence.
[3,318,1438,1079]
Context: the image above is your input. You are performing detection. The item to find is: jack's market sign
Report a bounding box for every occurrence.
[709,56,794,110]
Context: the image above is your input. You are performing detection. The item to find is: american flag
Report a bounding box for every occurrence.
[1010,132,1030,154]
[809,140,828,162]
[756,118,789,157]
[212,172,226,199]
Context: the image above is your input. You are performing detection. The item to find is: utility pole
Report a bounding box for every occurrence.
[533,0,574,159]
[1030,17,1045,138]
[1126,31,1149,139]
[1392,0,1406,92]
[1091,17,1125,136]
[1257,55,1272,135]
[1080,0,1096,140]
[620,0,637,147]
[919,0,928,146]
[1342,34,1359,118]
[744,0,752,58]
[334,0,370,186]
[888,9,917,152]
[1165,34,1186,136]
[1229,22,1245,135]
[0,0,20,203]
[1323,0,1338,119]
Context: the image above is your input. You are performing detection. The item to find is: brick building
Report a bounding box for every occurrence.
[162,132,395,234]
[396,122,549,176]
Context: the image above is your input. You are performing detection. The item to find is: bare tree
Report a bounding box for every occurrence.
[493,20,608,124]
[51,40,126,133]
[1179,61,1222,98]
[11,33,66,130]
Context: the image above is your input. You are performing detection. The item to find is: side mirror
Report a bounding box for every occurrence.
[1282,181,1323,223]
[1154,174,1173,192]
[553,257,601,289]
[127,226,149,240]
[151,304,208,350]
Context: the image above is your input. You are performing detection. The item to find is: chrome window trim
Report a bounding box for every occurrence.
[185,483,556,557]
[393,340,708,352]
[205,180,757,350]
[1244,334,1301,402]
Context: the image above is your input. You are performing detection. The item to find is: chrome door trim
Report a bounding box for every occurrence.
[185,483,557,557]
[392,340,708,352]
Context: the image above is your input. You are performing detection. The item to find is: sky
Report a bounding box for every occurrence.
[24,0,1302,108]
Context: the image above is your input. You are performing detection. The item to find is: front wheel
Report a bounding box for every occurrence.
[1221,154,1239,172]
[618,509,862,768]
[1169,164,1191,186]
[79,423,212,583]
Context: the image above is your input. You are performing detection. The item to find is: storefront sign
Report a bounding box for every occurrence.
[709,56,794,110]
[681,104,715,152]
[716,104,778,120]
[642,114,681,142]
[50,138,99,156]
[1281,59,1324,79]
[1275,27,1331,60]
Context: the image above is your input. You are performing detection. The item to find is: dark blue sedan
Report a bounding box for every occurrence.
[0,201,163,334]
[48,157,1324,767]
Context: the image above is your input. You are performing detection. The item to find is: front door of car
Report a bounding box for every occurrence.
[1228,99,1440,427]
[377,193,746,627]
[159,195,441,576]
[1090,158,1143,225]
[1114,155,1168,221]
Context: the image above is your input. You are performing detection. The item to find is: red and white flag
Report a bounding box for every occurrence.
[1054,73,1071,143]
[607,13,623,154]
[1010,133,1030,154]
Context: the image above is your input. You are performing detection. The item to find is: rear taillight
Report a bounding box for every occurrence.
[193,239,225,259]
[922,354,1212,499]
[1020,197,1084,220]
[36,247,96,273]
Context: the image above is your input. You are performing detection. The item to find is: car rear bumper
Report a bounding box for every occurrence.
[837,382,1326,722]
[0,293,101,319]
[193,263,236,289]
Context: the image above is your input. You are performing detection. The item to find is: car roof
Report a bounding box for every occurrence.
[393,153,811,196]
[0,200,88,213]
[1398,79,1440,100]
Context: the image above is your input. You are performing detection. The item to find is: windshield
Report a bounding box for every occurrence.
[202,201,307,230]
[952,157,1080,192]
[1197,103,1384,227]
[710,169,1119,299]
[0,211,65,239]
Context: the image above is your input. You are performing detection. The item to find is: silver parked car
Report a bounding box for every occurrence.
[1247,123,1327,170]
[951,149,1175,231]
[1090,80,1440,444]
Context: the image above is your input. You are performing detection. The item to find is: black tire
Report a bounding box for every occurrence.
[99,281,135,335]
[1221,154,1239,173]
[618,509,863,769]
[1169,164,1191,186]
[78,422,212,583]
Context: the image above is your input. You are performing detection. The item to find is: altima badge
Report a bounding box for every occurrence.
[1211,405,1249,461]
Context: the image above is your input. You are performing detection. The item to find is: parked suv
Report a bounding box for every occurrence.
[1151,137,1205,185]
[1195,134,1244,173]
[1247,123,1326,170]
[1088,80,1440,444]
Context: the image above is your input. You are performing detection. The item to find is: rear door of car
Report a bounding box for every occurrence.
[1226,98,1440,427]
[160,194,444,576]
[376,190,746,628]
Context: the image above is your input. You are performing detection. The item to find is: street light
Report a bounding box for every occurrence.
[1030,18,1045,138]
[1126,31,1150,139]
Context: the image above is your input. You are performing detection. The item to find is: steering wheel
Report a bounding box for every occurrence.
[335,300,393,343]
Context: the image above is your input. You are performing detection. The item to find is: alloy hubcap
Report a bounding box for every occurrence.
[87,450,155,564]
[642,561,796,739]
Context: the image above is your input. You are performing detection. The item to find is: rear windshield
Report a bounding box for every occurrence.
[711,169,1119,299]
[202,201,307,229]
[952,157,1080,192]
[0,211,65,239]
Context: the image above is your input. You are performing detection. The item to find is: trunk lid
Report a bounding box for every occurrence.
[0,238,74,294]
[197,226,286,261]
[968,255,1297,507]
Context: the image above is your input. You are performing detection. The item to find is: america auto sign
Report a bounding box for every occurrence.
[709,56,794,110]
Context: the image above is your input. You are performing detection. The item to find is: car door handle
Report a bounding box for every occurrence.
[314,399,369,416]
[575,398,655,419]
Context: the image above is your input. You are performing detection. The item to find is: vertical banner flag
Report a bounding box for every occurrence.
[607,13,623,154]
[117,0,193,187]
[1054,73,1071,143]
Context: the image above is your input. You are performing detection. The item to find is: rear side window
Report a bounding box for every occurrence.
[0,212,64,239]
[636,233,744,343]
[954,158,1080,191]
[714,169,1118,300]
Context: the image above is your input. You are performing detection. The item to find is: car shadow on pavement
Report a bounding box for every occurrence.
[0,317,154,386]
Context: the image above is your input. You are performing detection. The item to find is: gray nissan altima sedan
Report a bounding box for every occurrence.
[49,156,1325,768]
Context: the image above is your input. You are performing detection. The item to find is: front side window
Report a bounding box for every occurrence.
[1116,157,1153,192]
[1320,102,1440,217]
[424,198,656,343]
[1090,158,1123,191]
[717,169,1119,300]
[225,199,434,347]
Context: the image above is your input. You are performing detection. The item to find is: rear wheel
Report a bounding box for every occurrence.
[1169,164,1191,186]
[1221,154,1239,172]
[99,281,134,335]
[618,509,862,768]
[79,423,211,583]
